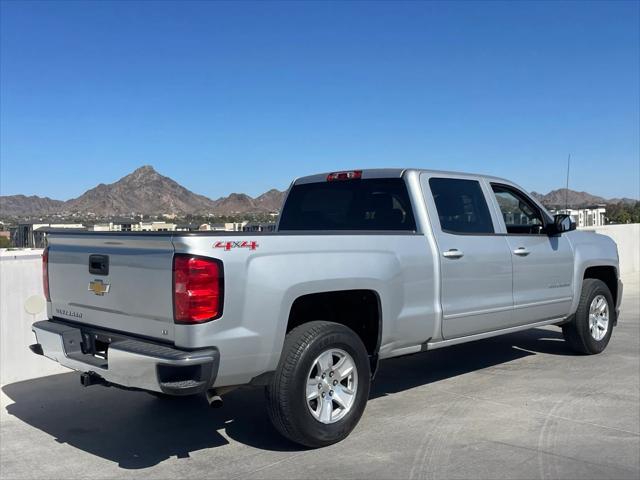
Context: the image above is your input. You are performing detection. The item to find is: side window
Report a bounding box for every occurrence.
[491,184,545,234]
[429,178,494,234]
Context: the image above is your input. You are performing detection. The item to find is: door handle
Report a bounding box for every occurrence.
[443,249,464,259]
[513,247,530,256]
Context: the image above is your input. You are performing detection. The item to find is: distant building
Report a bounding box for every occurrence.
[198,221,249,232]
[10,222,85,248]
[550,205,606,228]
[176,224,199,232]
[225,221,248,231]
[137,221,176,232]
[91,220,177,232]
[243,222,276,232]
[91,220,130,232]
[199,223,227,231]
[91,218,138,232]
[92,222,118,232]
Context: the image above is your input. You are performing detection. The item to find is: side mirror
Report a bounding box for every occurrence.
[550,214,575,235]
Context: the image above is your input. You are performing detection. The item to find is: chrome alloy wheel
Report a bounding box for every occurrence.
[589,294,609,341]
[306,348,358,424]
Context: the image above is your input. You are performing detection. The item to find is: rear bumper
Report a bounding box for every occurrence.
[31,320,219,395]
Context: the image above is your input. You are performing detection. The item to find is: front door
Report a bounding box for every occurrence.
[422,175,514,339]
[489,183,574,325]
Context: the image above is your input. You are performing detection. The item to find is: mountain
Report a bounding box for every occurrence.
[0,166,285,217]
[210,193,259,215]
[63,166,218,215]
[607,197,638,205]
[530,189,606,208]
[0,195,65,216]
[209,189,286,215]
[254,188,287,212]
[530,188,636,208]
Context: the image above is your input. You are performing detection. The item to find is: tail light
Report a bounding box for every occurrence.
[173,254,223,324]
[42,247,51,301]
[327,170,362,181]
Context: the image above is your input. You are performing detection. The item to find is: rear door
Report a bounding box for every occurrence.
[421,174,513,339]
[47,233,176,341]
[488,183,574,324]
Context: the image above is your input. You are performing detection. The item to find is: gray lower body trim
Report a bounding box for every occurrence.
[443,298,572,320]
[514,297,573,310]
[426,317,566,350]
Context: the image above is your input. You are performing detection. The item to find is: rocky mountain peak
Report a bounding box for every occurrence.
[0,166,286,217]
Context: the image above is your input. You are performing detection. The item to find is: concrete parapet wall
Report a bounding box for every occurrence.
[0,250,68,385]
[579,224,640,277]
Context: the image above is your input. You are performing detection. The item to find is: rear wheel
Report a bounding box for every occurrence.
[266,321,371,447]
[562,279,614,354]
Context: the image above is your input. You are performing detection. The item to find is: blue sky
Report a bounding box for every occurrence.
[1,0,638,200]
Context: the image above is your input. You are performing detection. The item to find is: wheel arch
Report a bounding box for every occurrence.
[583,266,618,300]
[285,289,383,373]
[568,231,620,318]
[583,265,619,324]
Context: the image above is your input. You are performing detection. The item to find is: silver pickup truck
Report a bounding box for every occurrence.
[31,168,622,447]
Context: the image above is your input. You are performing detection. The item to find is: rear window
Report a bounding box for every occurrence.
[278,178,417,231]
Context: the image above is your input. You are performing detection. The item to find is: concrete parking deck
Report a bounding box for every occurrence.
[1,276,638,479]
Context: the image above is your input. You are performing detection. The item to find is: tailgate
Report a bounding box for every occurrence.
[47,233,176,342]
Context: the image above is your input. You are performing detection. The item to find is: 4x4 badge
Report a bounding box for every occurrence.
[214,241,259,251]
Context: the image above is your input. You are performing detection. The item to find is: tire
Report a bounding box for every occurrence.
[266,321,371,448]
[562,279,614,354]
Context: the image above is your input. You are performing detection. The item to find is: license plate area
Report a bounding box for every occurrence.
[52,318,177,369]
[81,330,116,360]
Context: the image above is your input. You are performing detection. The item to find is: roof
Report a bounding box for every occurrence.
[294,168,404,185]
[293,168,513,186]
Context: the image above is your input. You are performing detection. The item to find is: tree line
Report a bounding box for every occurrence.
[605,201,640,224]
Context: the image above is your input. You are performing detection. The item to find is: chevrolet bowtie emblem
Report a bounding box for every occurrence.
[88,279,110,296]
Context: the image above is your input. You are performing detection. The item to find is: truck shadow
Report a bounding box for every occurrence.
[2,374,294,469]
[370,326,572,399]
[2,326,572,469]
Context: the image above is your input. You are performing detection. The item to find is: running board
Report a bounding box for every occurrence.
[426,317,566,350]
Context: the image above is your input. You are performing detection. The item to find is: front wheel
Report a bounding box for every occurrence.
[266,321,371,447]
[562,279,614,354]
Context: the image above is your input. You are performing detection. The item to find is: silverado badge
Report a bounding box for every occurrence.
[88,279,110,296]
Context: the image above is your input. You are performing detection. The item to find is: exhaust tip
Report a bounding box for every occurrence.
[206,389,224,408]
